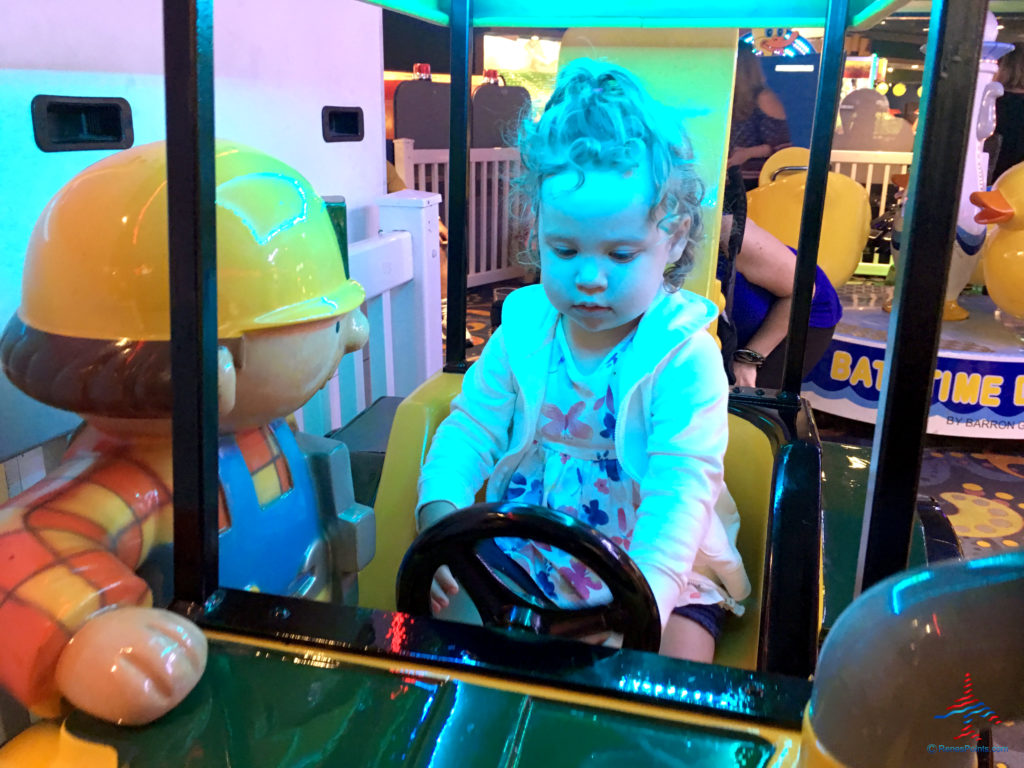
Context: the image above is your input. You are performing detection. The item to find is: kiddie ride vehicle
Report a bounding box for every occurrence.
[1,1,1022,768]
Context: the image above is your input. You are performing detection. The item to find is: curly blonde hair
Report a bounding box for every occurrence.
[513,58,705,289]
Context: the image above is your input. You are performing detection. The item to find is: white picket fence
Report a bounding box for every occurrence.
[295,190,444,436]
[830,149,913,217]
[392,142,915,286]
[830,149,914,277]
[394,138,526,288]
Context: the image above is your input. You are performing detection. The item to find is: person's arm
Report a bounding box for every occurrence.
[0,455,162,715]
[733,298,792,388]
[729,143,772,167]
[732,219,802,388]
[728,143,772,168]
[757,89,791,151]
[628,332,730,629]
[756,88,788,121]
[415,325,519,613]
[416,324,518,530]
[729,90,791,169]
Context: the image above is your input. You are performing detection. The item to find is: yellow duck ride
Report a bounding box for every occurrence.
[972,160,1024,323]
[747,146,871,290]
[886,11,1011,320]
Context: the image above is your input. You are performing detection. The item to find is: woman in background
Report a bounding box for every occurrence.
[718,167,841,390]
[728,44,792,188]
[992,42,1024,182]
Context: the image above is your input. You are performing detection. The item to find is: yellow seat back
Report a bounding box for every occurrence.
[713,408,781,670]
[358,372,463,611]
[558,28,738,304]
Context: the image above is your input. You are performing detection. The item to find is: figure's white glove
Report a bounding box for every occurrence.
[55,606,207,725]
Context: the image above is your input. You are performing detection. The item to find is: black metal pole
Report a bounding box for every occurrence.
[855,0,986,594]
[443,0,472,373]
[781,0,848,397]
[164,0,220,609]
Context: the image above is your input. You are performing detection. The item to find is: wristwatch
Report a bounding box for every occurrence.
[733,348,765,367]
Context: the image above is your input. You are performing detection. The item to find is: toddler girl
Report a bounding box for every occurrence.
[416,59,750,662]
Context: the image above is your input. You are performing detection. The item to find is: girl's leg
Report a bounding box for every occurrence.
[801,323,837,374]
[660,614,715,663]
[756,323,837,389]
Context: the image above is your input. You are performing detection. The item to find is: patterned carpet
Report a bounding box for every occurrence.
[817,410,1024,557]
[920,448,1024,558]
[444,280,524,363]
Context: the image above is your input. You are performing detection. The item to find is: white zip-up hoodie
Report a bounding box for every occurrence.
[417,284,751,628]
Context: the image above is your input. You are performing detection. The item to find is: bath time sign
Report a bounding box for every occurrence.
[803,338,1024,439]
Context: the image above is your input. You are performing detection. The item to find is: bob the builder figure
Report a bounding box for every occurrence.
[0,141,372,726]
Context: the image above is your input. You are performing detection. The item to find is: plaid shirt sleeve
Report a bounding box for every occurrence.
[0,451,171,715]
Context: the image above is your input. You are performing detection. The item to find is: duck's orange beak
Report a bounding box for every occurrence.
[971,189,1014,224]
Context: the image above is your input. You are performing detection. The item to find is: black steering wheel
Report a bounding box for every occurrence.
[395,502,661,652]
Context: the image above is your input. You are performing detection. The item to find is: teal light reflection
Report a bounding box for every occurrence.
[425,683,462,768]
[403,685,438,763]
[889,571,932,615]
[217,172,309,246]
[890,554,1024,615]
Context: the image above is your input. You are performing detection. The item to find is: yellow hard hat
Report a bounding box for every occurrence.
[19,140,364,341]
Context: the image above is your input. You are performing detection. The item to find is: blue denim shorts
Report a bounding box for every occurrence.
[672,603,728,640]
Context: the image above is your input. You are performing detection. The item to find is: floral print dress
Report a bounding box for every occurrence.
[496,320,640,608]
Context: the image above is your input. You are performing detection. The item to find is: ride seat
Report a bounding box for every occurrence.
[359,371,782,672]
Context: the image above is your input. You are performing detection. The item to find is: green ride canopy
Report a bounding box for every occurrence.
[363,0,910,30]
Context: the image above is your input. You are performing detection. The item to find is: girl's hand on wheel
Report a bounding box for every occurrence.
[430,565,459,614]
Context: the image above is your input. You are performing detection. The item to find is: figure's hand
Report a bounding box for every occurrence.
[55,606,208,725]
[733,362,758,388]
[430,564,460,615]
